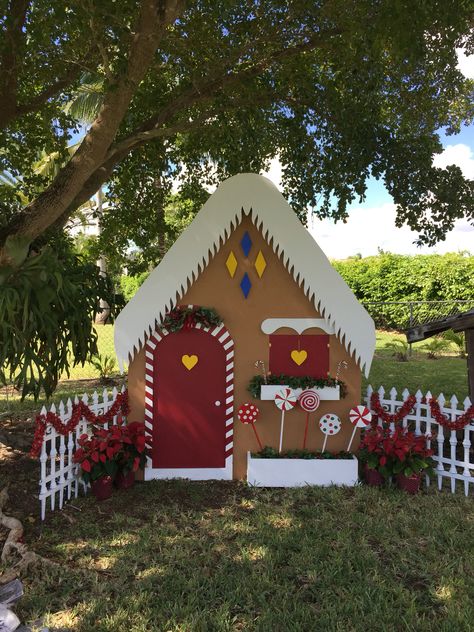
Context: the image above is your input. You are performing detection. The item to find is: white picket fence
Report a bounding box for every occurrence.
[365,385,474,496]
[38,386,126,520]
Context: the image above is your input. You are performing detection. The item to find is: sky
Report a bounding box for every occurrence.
[261,49,474,260]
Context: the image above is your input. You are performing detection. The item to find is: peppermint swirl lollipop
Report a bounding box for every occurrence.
[349,405,372,428]
[298,389,320,413]
[274,388,297,411]
[347,405,372,451]
[298,389,320,449]
[319,413,341,452]
[274,387,297,453]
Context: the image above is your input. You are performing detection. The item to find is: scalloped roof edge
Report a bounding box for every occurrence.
[114,173,376,377]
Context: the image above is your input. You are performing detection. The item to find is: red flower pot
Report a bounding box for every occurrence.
[115,470,135,490]
[364,465,384,487]
[91,476,113,501]
[397,472,421,494]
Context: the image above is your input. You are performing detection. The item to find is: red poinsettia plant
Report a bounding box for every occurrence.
[73,427,122,483]
[115,421,147,475]
[359,426,434,479]
[73,422,147,483]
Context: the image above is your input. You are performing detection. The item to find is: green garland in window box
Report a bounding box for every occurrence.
[160,306,222,333]
[247,374,347,399]
[251,446,353,459]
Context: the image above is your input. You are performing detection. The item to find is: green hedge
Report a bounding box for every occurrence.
[118,254,474,330]
[332,253,474,329]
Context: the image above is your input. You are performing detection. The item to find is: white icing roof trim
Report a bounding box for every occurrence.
[114,173,376,376]
[261,318,335,335]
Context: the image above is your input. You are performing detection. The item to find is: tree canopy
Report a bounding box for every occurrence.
[1,0,473,265]
[1,0,473,397]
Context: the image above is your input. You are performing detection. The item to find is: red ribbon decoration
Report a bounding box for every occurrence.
[370,392,416,425]
[370,392,474,431]
[426,398,474,431]
[30,391,130,458]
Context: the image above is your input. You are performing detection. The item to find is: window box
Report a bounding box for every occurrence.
[259,384,340,401]
[247,453,358,487]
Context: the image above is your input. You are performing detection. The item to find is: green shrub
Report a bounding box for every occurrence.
[119,272,150,302]
[333,252,474,329]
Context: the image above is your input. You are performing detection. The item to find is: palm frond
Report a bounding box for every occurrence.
[64,76,105,124]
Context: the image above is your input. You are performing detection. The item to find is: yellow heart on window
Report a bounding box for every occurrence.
[291,350,307,366]
[182,354,198,370]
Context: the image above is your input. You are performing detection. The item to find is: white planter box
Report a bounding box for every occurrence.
[247,452,358,487]
[259,384,340,401]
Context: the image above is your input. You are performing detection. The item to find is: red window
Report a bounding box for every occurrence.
[269,334,329,378]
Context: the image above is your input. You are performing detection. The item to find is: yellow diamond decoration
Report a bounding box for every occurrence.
[254,250,267,278]
[225,251,238,278]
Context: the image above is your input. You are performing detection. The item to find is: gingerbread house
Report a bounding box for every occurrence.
[114,173,375,482]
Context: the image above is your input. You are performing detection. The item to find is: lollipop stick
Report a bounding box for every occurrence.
[303,412,310,450]
[251,422,263,450]
[322,434,328,453]
[347,426,357,452]
[279,410,286,453]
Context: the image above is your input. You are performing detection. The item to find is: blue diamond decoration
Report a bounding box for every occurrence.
[240,231,252,257]
[240,273,252,298]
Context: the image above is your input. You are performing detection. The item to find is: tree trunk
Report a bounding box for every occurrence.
[94,189,111,325]
[0,0,183,266]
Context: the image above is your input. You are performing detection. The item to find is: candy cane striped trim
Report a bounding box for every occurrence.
[144,311,234,473]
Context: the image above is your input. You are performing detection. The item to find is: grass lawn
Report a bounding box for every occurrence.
[364,331,469,402]
[12,480,474,631]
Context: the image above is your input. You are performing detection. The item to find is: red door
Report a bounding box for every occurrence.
[152,328,227,468]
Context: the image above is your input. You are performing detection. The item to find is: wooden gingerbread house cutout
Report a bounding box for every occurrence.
[114,173,376,481]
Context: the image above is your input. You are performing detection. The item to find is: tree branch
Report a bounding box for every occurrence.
[12,65,83,121]
[0,0,184,262]
[0,18,339,256]
[105,27,342,161]
[0,0,30,126]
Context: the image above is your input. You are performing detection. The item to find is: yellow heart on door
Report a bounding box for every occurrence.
[291,350,307,366]
[182,354,198,370]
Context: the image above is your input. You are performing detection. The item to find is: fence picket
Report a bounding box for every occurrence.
[39,406,48,521]
[66,397,74,501]
[73,395,80,499]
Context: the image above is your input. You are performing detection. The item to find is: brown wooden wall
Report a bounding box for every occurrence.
[128,214,363,479]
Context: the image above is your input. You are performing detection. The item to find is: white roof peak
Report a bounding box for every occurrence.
[114,173,376,376]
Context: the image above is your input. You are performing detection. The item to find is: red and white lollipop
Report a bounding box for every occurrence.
[237,402,262,450]
[298,389,320,449]
[274,387,297,453]
[319,413,341,452]
[347,405,372,451]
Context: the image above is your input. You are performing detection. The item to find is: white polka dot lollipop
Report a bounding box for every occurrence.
[319,413,341,452]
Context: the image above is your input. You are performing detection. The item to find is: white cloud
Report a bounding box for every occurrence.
[309,202,473,259]
[261,157,283,190]
[433,143,474,179]
[457,48,474,79]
